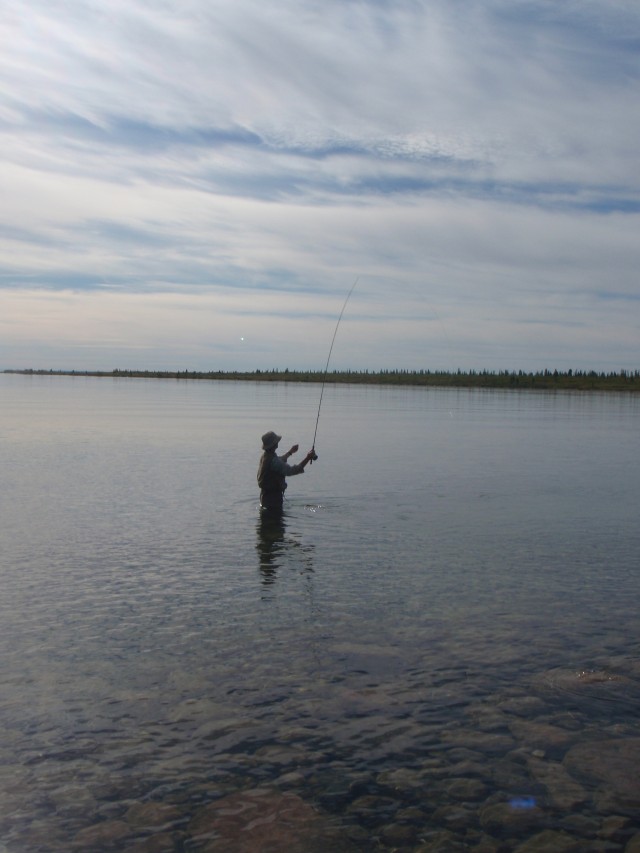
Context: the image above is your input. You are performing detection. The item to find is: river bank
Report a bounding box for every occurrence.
[4,368,640,392]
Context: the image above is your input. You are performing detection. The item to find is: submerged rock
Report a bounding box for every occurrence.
[513,828,581,852]
[509,720,576,751]
[124,833,176,853]
[125,801,182,829]
[557,812,599,836]
[441,777,488,802]
[596,814,633,841]
[532,667,634,698]
[525,756,588,810]
[496,695,548,718]
[48,783,98,818]
[379,821,419,846]
[431,803,476,832]
[414,829,469,852]
[442,729,515,754]
[563,738,640,813]
[71,819,132,848]
[626,834,640,853]
[187,787,358,852]
[376,767,426,791]
[478,800,544,834]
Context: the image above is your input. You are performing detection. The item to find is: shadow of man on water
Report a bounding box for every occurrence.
[256,508,316,585]
[256,509,287,584]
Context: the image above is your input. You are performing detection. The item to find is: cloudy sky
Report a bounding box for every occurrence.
[1,0,639,372]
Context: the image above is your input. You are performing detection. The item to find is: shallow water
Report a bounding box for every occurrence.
[1,374,639,851]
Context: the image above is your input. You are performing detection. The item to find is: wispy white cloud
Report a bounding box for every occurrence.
[1,0,639,370]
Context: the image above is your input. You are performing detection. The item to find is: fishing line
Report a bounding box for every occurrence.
[310,276,360,461]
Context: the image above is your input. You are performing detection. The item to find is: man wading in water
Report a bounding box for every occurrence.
[257,431,316,511]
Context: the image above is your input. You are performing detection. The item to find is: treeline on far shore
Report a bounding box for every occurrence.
[5,367,640,391]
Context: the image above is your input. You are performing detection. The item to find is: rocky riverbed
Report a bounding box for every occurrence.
[3,660,639,852]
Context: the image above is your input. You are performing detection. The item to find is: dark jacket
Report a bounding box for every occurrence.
[257,450,304,509]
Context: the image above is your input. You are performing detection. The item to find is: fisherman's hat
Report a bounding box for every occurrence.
[261,431,281,450]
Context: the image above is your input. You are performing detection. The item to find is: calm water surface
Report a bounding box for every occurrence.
[1,374,639,852]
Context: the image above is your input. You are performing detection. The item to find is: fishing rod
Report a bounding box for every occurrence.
[309,276,360,463]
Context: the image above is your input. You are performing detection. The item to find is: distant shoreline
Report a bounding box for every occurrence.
[4,368,639,392]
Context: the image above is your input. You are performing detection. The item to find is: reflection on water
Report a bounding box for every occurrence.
[256,510,287,583]
[256,508,316,585]
[1,375,639,851]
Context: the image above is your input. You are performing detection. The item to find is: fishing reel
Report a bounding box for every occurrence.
[309,448,318,464]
